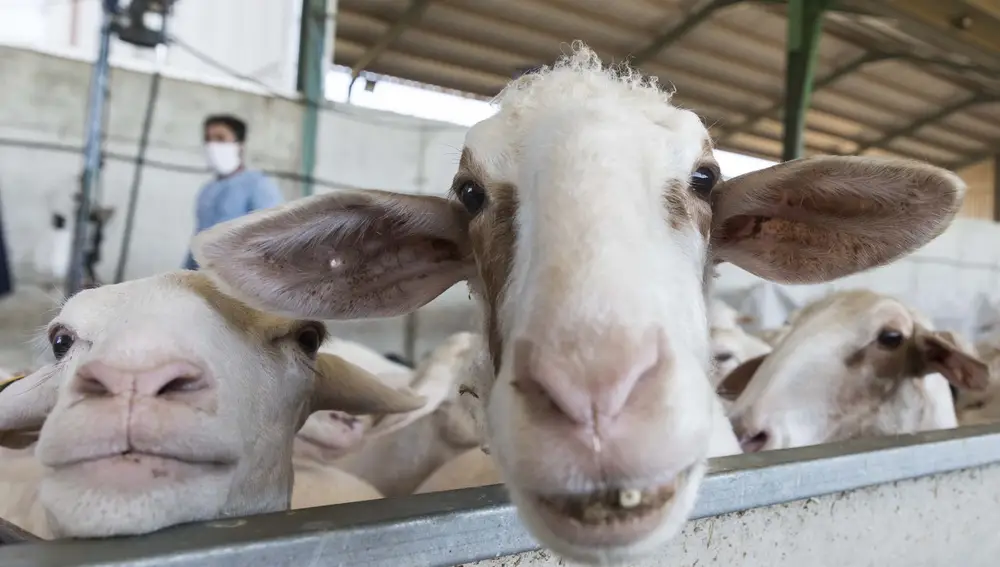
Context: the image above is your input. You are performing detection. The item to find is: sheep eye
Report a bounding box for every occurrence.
[295,324,324,356]
[876,329,904,350]
[49,326,76,360]
[456,181,487,215]
[713,352,734,364]
[690,167,717,198]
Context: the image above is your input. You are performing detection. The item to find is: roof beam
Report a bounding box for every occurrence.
[349,0,434,81]
[948,142,1000,171]
[854,94,993,154]
[715,52,885,145]
[630,0,741,66]
[836,0,1000,71]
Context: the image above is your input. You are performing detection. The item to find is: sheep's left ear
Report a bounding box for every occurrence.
[717,354,767,402]
[0,368,58,448]
[711,156,964,284]
[193,190,474,320]
[914,329,990,391]
[311,354,427,414]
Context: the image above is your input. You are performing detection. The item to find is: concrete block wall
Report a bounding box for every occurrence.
[2,46,999,359]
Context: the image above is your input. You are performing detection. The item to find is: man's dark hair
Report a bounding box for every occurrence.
[204,114,247,142]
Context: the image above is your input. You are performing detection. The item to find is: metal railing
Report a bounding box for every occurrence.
[2,423,999,567]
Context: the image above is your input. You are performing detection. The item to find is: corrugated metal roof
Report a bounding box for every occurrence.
[332,0,1000,170]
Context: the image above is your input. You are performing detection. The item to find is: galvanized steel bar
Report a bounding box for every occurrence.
[0,518,40,545]
[65,1,116,297]
[297,0,328,197]
[781,0,831,161]
[993,153,1000,221]
[2,424,999,567]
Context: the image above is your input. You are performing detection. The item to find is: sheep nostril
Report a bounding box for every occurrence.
[740,431,769,453]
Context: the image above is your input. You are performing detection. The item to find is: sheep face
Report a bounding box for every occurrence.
[0,271,423,538]
[723,290,989,452]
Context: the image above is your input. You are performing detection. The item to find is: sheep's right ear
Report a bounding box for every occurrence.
[717,355,767,402]
[0,367,58,447]
[712,156,964,283]
[193,190,475,320]
[311,354,427,415]
[914,329,990,391]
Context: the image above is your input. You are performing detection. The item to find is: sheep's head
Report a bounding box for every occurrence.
[722,290,989,452]
[709,326,772,387]
[193,43,966,565]
[0,271,424,538]
[295,331,482,463]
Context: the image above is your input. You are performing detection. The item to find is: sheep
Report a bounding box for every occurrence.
[413,447,500,494]
[709,325,772,388]
[319,337,414,389]
[752,326,789,348]
[707,298,745,331]
[720,290,989,453]
[193,42,966,564]
[319,332,482,496]
[0,446,48,538]
[290,454,383,509]
[383,352,415,368]
[954,339,1000,426]
[0,271,425,539]
[291,332,480,498]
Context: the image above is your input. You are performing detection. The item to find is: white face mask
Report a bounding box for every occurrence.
[204,142,242,176]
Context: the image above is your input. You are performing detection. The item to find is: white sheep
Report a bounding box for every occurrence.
[709,325,772,388]
[319,337,414,389]
[0,271,424,539]
[194,42,965,564]
[721,290,989,452]
[413,447,500,494]
[315,332,482,496]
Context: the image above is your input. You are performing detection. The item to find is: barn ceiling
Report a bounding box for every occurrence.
[333,0,1000,169]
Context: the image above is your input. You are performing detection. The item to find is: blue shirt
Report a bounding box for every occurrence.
[183,169,283,270]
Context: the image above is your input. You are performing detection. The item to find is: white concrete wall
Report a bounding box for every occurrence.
[1,0,308,94]
[3,45,1000,359]
[0,45,471,357]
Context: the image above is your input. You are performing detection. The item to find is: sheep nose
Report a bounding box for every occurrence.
[512,328,663,425]
[72,360,209,398]
[731,418,770,453]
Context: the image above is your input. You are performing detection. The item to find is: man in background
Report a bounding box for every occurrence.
[183,114,283,270]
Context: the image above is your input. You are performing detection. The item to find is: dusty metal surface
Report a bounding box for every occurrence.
[1,423,998,567]
[333,0,1000,168]
[0,518,40,546]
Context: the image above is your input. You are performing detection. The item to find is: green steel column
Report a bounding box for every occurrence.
[297,0,328,197]
[782,0,831,162]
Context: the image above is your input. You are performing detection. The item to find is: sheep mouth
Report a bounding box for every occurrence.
[527,463,698,548]
[536,483,677,526]
[49,450,235,470]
